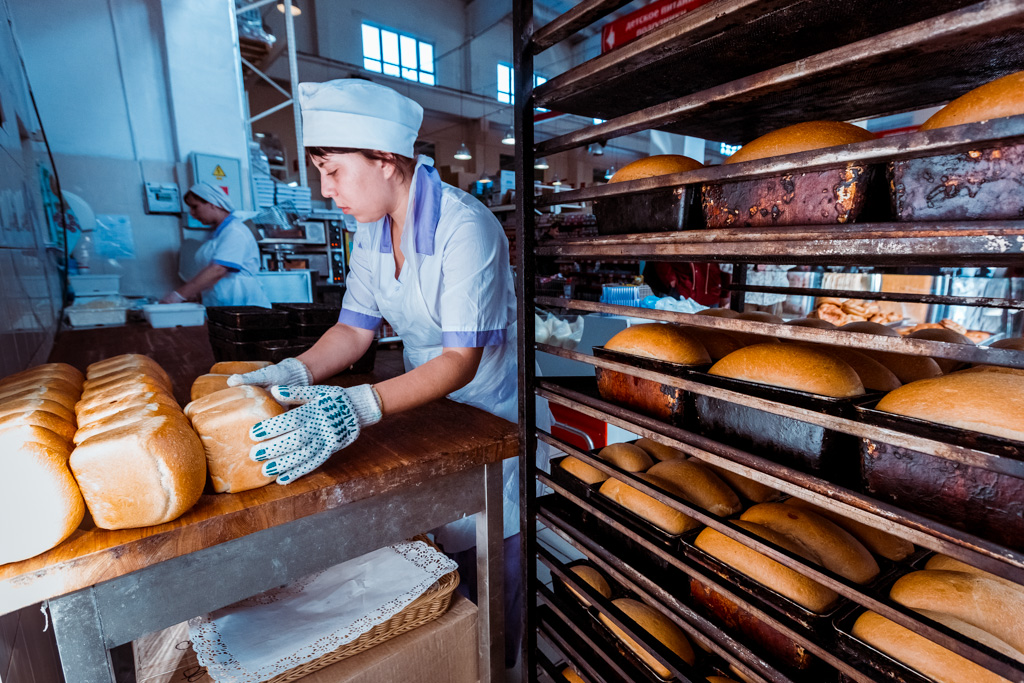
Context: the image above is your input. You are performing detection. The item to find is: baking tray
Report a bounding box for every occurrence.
[701,163,887,229]
[857,401,1024,550]
[258,339,313,363]
[549,454,604,503]
[206,306,289,330]
[890,140,1024,222]
[209,336,273,362]
[832,604,940,683]
[593,185,698,235]
[207,322,285,343]
[271,302,341,326]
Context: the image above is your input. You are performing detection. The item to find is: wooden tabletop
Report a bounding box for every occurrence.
[0,323,518,614]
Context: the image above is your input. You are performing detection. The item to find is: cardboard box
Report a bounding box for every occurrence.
[135,593,478,683]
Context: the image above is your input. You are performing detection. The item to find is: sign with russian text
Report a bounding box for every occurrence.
[601,0,713,53]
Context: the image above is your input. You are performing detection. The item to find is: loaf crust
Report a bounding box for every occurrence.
[190,374,232,402]
[559,456,608,485]
[565,564,612,607]
[646,459,742,517]
[597,442,654,472]
[597,598,695,677]
[608,154,703,183]
[921,71,1024,130]
[784,498,914,561]
[725,121,875,165]
[209,361,272,374]
[710,344,865,397]
[605,323,711,366]
[599,475,700,535]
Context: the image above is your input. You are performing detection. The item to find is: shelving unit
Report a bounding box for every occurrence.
[514,2,1024,682]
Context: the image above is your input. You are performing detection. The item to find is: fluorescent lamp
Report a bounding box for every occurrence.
[534,157,549,170]
[454,142,472,161]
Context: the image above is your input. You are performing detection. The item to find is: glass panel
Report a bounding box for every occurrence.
[497,64,512,99]
[361,24,380,60]
[383,62,400,77]
[419,43,434,72]
[381,30,399,65]
[400,35,417,69]
[402,68,417,81]
[497,92,511,104]
[419,72,435,85]
[364,58,383,73]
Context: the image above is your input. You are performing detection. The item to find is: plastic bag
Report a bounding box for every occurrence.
[535,311,585,350]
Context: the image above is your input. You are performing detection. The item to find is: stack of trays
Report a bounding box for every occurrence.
[206,306,290,362]
[253,176,276,210]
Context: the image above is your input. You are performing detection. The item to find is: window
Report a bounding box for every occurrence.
[720,142,742,157]
[497,63,549,109]
[362,24,435,85]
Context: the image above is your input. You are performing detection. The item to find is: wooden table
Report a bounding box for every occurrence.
[1,323,519,682]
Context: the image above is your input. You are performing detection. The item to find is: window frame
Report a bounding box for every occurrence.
[361,23,435,86]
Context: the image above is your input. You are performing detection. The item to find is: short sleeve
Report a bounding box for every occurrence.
[211,222,254,271]
[439,213,511,347]
[338,224,382,331]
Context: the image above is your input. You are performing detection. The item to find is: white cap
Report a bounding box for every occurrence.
[188,182,234,212]
[299,79,423,158]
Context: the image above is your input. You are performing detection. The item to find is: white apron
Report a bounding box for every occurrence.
[196,214,271,308]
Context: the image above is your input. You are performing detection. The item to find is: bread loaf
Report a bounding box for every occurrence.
[82,369,173,396]
[597,598,695,677]
[646,459,742,517]
[70,414,206,529]
[183,385,266,417]
[605,323,711,366]
[209,361,272,374]
[876,371,1024,441]
[695,521,838,612]
[725,121,875,165]
[784,498,914,561]
[608,154,703,183]
[0,363,84,390]
[840,320,899,336]
[0,425,85,564]
[0,384,79,413]
[707,677,742,683]
[0,409,76,445]
[561,667,585,683]
[598,442,654,472]
[925,555,1024,596]
[864,350,943,384]
[852,611,1011,683]
[72,402,183,445]
[599,474,700,535]
[710,344,865,397]
[188,389,285,492]
[680,326,745,360]
[736,311,783,324]
[0,397,76,426]
[703,463,781,503]
[990,338,1024,351]
[786,318,836,329]
[0,376,81,402]
[558,456,608,485]
[962,364,1024,378]
[75,378,174,415]
[921,71,1024,131]
[190,374,231,401]
[907,327,974,373]
[76,391,180,427]
[635,437,684,461]
[565,564,613,608]
[87,354,172,385]
[696,308,740,318]
[815,346,901,392]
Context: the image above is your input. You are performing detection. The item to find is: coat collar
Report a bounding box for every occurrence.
[380,159,441,256]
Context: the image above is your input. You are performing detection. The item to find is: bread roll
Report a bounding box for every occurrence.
[608,154,703,183]
[190,374,231,402]
[786,318,836,329]
[840,320,900,337]
[784,498,914,561]
[890,570,1024,658]
[209,361,272,375]
[75,378,174,414]
[599,474,700,535]
[695,521,838,612]
[188,390,285,492]
[597,598,695,677]
[680,326,745,360]
[87,354,172,387]
[70,415,206,529]
[740,502,879,583]
[925,555,1024,596]
[0,363,84,390]
[0,384,79,413]
[72,402,184,445]
[852,611,1011,683]
[876,371,1024,440]
[565,564,613,607]
[696,308,740,318]
[0,425,85,565]
[990,338,1024,351]
[710,344,865,397]
[816,346,902,392]
[76,391,180,427]
[558,456,608,485]
[605,323,711,366]
[561,667,585,683]
[704,463,781,503]
[598,442,654,472]
[0,397,76,426]
[725,121,875,165]
[635,437,685,461]
[0,409,76,445]
[183,385,267,417]
[647,459,742,517]
[921,71,1024,131]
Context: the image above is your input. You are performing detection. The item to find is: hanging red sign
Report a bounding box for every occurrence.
[601,0,714,53]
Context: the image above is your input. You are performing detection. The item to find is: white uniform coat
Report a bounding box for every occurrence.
[196,214,271,308]
[339,159,518,553]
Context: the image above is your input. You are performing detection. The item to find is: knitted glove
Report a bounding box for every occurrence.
[227,357,311,388]
[248,384,382,484]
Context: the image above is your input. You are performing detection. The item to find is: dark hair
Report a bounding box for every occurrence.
[307,147,417,182]
[183,191,205,206]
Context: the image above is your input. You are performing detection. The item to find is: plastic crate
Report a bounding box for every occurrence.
[142,303,205,328]
[66,304,127,327]
[69,274,121,295]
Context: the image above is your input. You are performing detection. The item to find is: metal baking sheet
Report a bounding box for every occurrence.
[594,185,697,235]
[205,306,289,330]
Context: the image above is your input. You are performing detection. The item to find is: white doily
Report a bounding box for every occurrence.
[188,540,457,682]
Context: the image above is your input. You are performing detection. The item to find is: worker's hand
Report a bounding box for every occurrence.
[159,290,186,304]
[227,357,311,388]
[248,384,383,484]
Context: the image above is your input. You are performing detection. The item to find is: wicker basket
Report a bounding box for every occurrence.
[262,536,459,683]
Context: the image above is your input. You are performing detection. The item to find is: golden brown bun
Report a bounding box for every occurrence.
[740,502,879,584]
[189,390,285,492]
[787,318,836,329]
[0,363,84,390]
[890,570,1024,660]
[680,326,746,361]
[0,397,76,426]
[0,409,75,445]
[562,667,585,683]
[924,555,1024,597]
[190,374,231,402]
[710,344,865,397]
[608,154,703,183]
[565,564,613,607]
[635,437,685,461]
[816,346,902,392]
[726,121,876,165]
[75,379,174,415]
[696,308,740,318]
[990,338,1024,351]
[0,384,79,413]
[76,391,180,427]
[852,611,1011,683]
[605,323,711,366]
[598,442,654,472]
[597,598,695,677]
[703,463,781,503]
[599,474,700,535]
[784,498,914,561]
[558,456,608,485]
[82,369,173,396]
[921,71,1024,131]
[70,414,206,529]
[695,521,838,612]
[209,361,272,374]
[87,354,173,388]
[736,311,784,324]
[0,425,85,565]
[864,351,943,384]
[876,371,1024,440]
[840,320,900,337]
[647,459,742,517]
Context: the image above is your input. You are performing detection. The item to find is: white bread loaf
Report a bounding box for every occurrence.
[0,425,85,564]
[0,397,76,426]
[0,376,81,402]
[0,384,79,413]
[73,403,184,445]
[597,442,653,472]
[559,456,608,485]
[183,385,266,418]
[209,361,272,374]
[75,378,175,415]
[190,374,231,402]
[710,344,865,397]
[565,564,613,608]
[924,555,1024,596]
[635,437,685,461]
[0,363,84,390]
[599,474,700,535]
[188,389,285,493]
[76,391,180,427]
[82,369,173,397]
[646,459,742,517]
[87,354,172,387]
[784,498,914,561]
[597,598,695,677]
[0,409,76,445]
[80,374,174,403]
[70,414,206,529]
[702,463,781,503]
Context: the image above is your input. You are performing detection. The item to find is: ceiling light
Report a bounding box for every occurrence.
[552,178,562,186]
[479,173,493,185]
[501,126,515,145]
[454,142,472,161]
[534,157,549,170]
[604,166,616,180]
[587,142,605,156]
[276,1,301,15]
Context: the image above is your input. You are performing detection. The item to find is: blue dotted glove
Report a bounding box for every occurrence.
[227,357,311,389]
[248,384,382,484]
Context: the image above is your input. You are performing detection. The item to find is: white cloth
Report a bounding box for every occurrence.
[195,214,271,307]
[188,181,235,212]
[339,159,518,552]
[188,540,457,683]
[299,79,423,157]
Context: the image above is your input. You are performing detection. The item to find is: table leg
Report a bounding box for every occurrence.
[48,589,117,683]
[477,460,506,683]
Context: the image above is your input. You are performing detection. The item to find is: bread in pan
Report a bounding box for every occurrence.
[599,474,700,535]
[786,318,836,329]
[608,154,703,183]
[598,442,654,472]
[840,320,900,337]
[597,598,695,677]
[646,459,743,517]
[784,498,914,561]
[635,437,685,462]
[680,326,746,360]
[565,564,613,608]
[709,343,865,397]
[812,346,901,392]
[605,323,711,366]
[696,308,740,318]
[703,463,782,503]
[907,327,975,373]
[921,71,1024,131]
[990,337,1024,351]
[925,554,1024,596]
[725,121,876,165]
[559,456,608,485]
